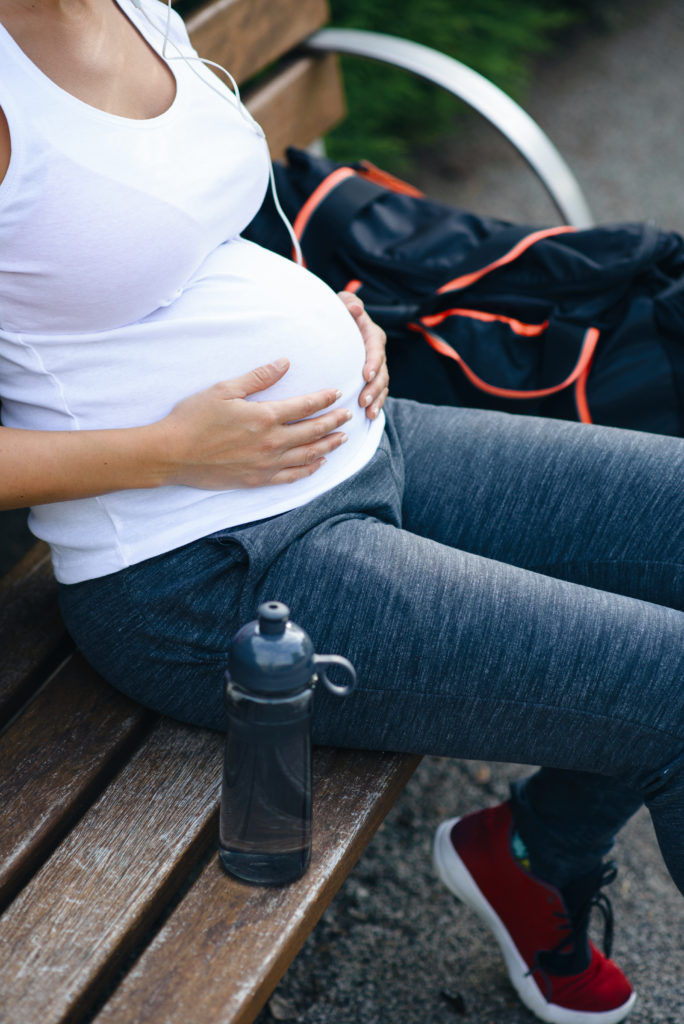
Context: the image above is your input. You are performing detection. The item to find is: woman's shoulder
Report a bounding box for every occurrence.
[0,106,10,187]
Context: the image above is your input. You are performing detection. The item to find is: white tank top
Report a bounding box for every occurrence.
[0,0,383,583]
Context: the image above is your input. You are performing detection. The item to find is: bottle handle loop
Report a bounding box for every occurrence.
[313,654,357,696]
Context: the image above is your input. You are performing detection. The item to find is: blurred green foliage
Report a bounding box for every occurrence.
[326,0,593,169]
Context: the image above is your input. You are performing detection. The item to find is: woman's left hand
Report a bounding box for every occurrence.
[338,291,389,419]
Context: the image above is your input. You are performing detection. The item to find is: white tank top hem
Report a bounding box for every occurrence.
[0,0,383,584]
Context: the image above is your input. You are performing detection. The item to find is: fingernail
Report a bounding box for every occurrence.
[367,370,377,382]
[363,394,372,407]
[339,433,348,444]
[274,357,288,370]
[345,409,353,421]
[335,389,343,400]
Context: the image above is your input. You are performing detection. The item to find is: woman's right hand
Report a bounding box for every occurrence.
[154,358,351,490]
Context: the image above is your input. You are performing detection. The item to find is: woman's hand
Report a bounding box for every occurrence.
[338,291,389,419]
[155,358,351,490]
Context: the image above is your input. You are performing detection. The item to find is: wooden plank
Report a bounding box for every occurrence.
[0,654,150,911]
[0,719,223,1024]
[92,748,420,1024]
[186,0,330,85]
[0,542,72,727]
[246,54,346,160]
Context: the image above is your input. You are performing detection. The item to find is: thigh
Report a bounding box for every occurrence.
[248,512,684,788]
[61,404,684,774]
[388,398,684,609]
[58,434,406,730]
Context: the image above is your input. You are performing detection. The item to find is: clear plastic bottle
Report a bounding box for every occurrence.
[219,601,356,886]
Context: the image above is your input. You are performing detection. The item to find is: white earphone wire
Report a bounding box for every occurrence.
[131,0,304,265]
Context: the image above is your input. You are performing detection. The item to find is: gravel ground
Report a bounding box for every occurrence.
[255,2,684,1022]
[257,759,682,1024]
[415,0,684,234]
[2,2,682,1020]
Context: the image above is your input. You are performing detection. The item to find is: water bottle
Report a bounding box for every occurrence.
[219,601,356,886]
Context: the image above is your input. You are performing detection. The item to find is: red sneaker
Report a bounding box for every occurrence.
[433,802,636,1024]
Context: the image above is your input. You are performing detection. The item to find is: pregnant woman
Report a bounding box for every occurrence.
[1,2,682,1022]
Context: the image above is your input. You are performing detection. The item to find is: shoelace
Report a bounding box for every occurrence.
[587,865,616,959]
[527,861,618,995]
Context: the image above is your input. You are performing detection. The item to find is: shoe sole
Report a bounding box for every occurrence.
[433,817,637,1024]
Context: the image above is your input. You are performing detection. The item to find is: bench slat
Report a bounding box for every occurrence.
[0,654,149,910]
[91,749,420,1024]
[246,54,346,159]
[186,0,329,85]
[0,719,223,1024]
[0,543,71,728]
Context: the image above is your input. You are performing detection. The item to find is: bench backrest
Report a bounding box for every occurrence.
[186,0,346,157]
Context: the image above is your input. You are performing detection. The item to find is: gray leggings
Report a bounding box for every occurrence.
[59,398,684,892]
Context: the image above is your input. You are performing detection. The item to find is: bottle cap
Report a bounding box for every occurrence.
[227,601,315,695]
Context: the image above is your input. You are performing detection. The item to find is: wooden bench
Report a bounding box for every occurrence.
[0,3,593,1022]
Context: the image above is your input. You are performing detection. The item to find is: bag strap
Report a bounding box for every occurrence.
[434,225,578,296]
[292,169,385,273]
[410,319,600,422]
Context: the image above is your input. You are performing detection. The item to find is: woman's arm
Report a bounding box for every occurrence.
[0,359,351,510]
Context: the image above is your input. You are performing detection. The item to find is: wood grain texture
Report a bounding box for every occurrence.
[0,719,223,1024]
[245,55,346,160]
[92,748,420,1024]
[186,0,329,85]
[0,542,72,727]
[0,654,149,911]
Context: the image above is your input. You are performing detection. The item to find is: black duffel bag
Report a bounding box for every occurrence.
[245,147,684,436]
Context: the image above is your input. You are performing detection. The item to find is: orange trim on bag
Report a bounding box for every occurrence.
[357,160,425,197]
[573,360,595,424]
[343,279,363,294]
[290,162,423,264]
[436,226,578,294]
[291,167,357,265]
[409,323,601,401]
[420,307,549,338]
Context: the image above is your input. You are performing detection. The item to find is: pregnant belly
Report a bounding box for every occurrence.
[182,238,368,407]
[7,238,369,435]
